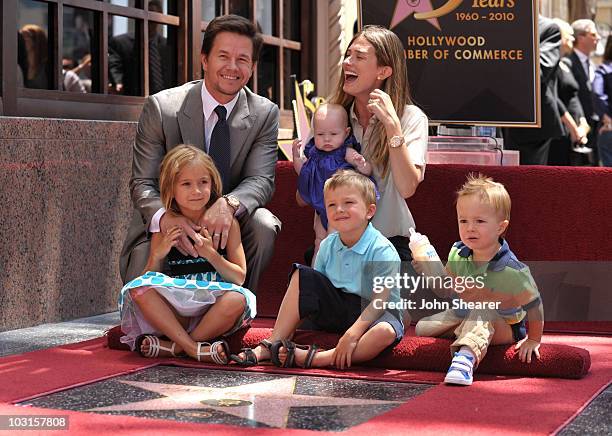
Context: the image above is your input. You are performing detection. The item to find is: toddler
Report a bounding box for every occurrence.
[415,174,543,385]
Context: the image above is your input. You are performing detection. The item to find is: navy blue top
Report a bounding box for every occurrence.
[297,134,361,229]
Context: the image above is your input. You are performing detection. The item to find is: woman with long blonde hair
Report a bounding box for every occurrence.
[19,24,49,89]
[331,25,428,259]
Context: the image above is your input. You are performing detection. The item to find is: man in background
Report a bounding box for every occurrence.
[568,19,601,164]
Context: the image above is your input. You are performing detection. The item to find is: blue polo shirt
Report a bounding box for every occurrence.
[314,223,401,303]
[448,238,541,323]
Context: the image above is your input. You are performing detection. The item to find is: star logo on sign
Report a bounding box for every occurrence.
[390,0,441,30]
[88,377,402,428]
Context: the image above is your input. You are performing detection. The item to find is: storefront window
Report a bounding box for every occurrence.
[283,0,301,41]
[63,7,97,93]
[4,0,312,121]
[258,45,278,102]
[149,23,178,94]
[17,0,52,89]
[256,0,277,36]
[202,0,222,22]
[108,16,142,95]
[283,48,301,110]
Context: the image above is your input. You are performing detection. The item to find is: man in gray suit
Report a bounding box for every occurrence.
[120,15,281,292]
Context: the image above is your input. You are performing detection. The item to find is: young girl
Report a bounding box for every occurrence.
[118,145,256,363]
[292,103,372,263]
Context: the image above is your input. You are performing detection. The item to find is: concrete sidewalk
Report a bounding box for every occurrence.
[0,312,119,358]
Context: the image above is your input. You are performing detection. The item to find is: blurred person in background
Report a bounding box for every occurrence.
[19,24,49,89]
[108,0,171,95]
[569,19,601,164]
[593,36,612,166]
[504,16,563,165]
[548,19,590,165]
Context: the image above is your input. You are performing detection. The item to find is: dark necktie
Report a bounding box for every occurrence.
[209,105,230,192]
[585,58,592,81]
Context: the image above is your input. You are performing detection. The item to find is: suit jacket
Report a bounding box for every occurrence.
[119,80,279,278]
[556,57,585,131]
[568,50,596,123]
[108,33,173,96]
[506,16,563,143]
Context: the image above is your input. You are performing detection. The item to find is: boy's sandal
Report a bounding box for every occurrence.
[302,344,321,369]
[271,340,322,368]
[196,339,230,365]
[135,334,177,358]
[271,339,295,367]
[230,339,274,367]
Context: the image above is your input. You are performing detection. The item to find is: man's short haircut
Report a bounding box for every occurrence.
[324,170,377,206]
[457,173,511,220]
[571,19,596,36]
[201,14,263,61]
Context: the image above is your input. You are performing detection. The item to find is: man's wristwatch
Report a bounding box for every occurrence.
[389,135,405,148]
[223,194,240,215]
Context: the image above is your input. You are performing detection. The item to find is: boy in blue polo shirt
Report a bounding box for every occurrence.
[415,174,543,386]
[232,170,404,369]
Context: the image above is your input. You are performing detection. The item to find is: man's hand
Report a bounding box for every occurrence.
[201,198,234,250]
[515,337,541,363]
[332,329,360,369]
[160,211,201,257]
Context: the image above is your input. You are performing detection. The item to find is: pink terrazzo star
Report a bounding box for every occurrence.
[89,378,402,429]
[390,0,440,30]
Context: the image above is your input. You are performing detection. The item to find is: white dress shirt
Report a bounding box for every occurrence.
[574,49,594,83]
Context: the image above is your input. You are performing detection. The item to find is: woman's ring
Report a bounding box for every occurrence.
[368,98,376,104]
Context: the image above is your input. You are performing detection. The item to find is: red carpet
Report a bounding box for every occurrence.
[106,324,591,379]
[257,163,612,324]
[0,333,610,435]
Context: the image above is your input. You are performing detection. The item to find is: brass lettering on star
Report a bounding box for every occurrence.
[201,399,253,407]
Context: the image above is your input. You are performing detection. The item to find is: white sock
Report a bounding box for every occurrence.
[457,346,476,364]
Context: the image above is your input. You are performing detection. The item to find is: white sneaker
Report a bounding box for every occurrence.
[444,352,474,386]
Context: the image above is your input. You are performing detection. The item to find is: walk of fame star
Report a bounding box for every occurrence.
[390,0,440,30]
[89,377,403,429]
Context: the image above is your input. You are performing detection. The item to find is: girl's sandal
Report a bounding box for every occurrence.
[230,339,274,367]
[135,334,177,358]
[196,339,230,364]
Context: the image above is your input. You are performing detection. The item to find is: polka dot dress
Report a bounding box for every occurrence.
[118,269,256,351]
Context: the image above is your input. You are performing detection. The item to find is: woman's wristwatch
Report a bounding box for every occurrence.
[389,135,405,148]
